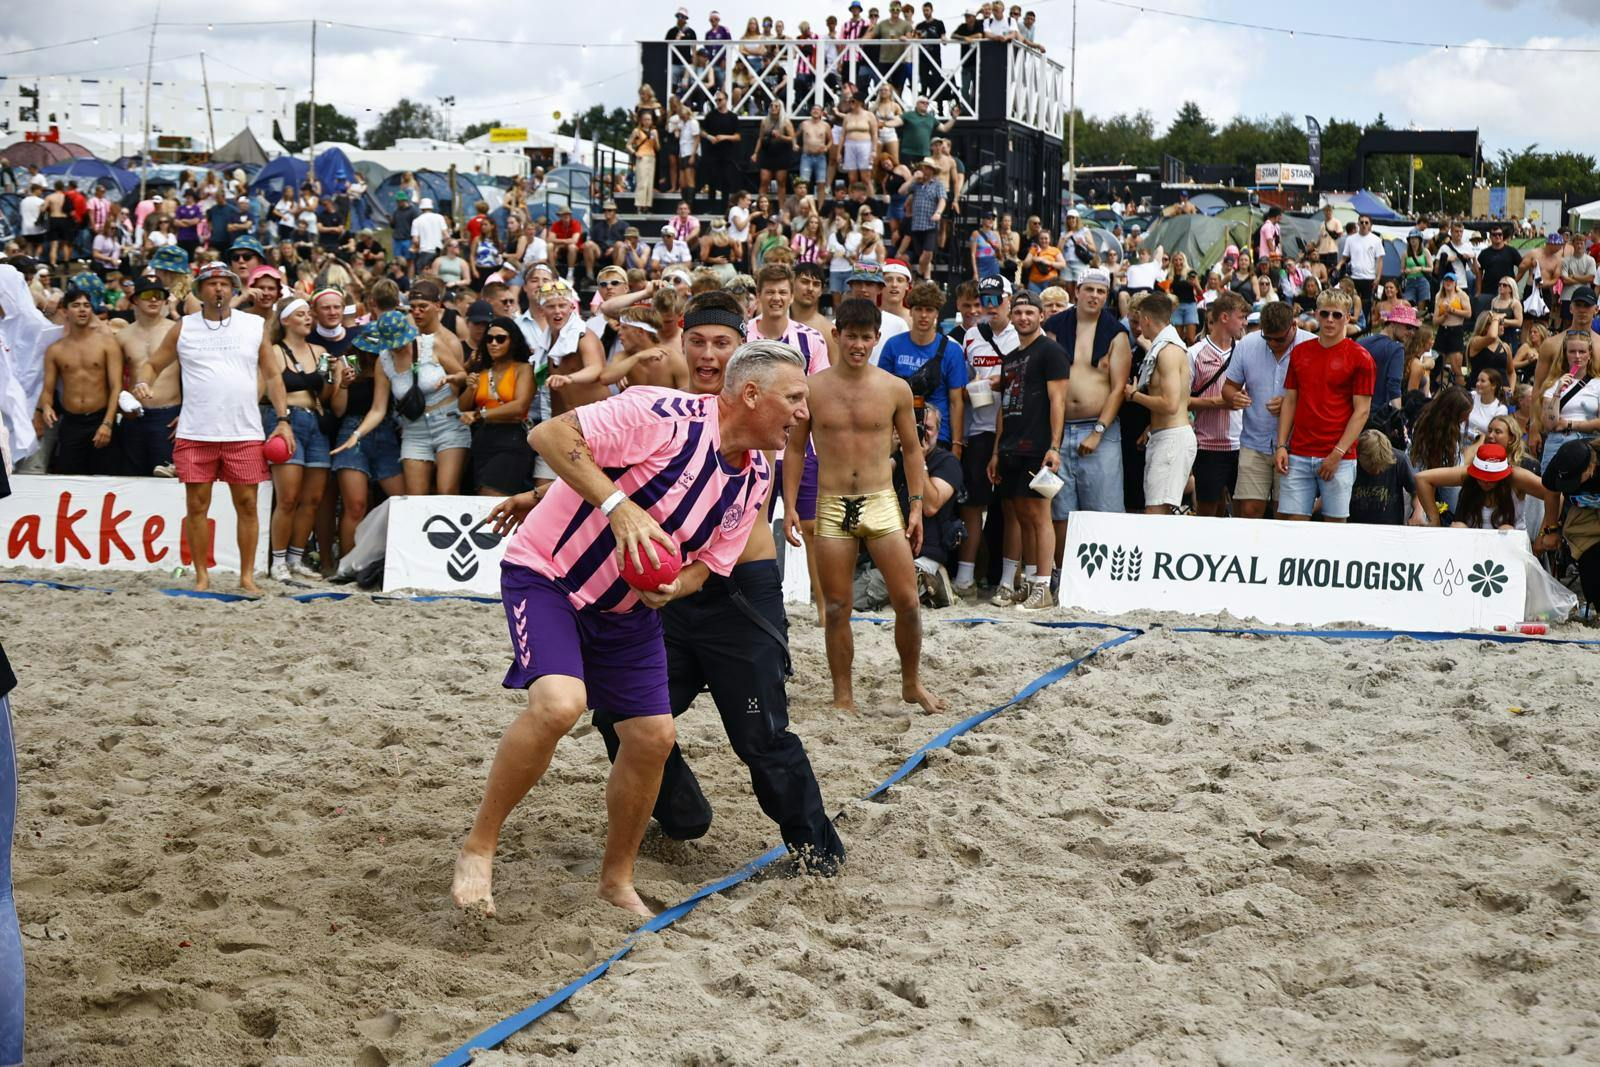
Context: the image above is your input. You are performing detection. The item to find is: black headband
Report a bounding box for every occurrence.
[682,307,745,333]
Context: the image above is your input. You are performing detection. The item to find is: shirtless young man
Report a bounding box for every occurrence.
[548,306,689,391]
[115,277,181,476]
[1122,291,1196,514]
[798,105,833,190]
[784,297,943,713]
[134,262,294,594]
[42,183,72,270]
[1041,268,1131,564]
[748,262,832,623]
[1521,234,1568,327]
[837,96,879,194]
[37,288,122,475]
[790,262,838,365]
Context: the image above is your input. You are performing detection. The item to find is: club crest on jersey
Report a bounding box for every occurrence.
[720,502,745,532]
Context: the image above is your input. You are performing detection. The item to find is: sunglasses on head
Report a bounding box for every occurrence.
[1317,309,1346,320]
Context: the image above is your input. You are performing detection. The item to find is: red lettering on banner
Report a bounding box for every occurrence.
[178,520,217,567]
[143,516,167,562]
[7,514,44,560]
[55,492,89,562]
[100,493,134,564]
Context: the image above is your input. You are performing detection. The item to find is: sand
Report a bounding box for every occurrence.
[5,569,1600,1066]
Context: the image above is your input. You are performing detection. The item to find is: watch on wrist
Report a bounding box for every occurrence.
[1093,421,1106,434]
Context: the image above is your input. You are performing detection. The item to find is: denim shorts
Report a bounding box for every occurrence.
[1279,454,1357,519]
[1051,419,1126,520]
[260,405,331,469]
[330,413,403,482]
[399,406,471,462]
[1172,302,1201,326]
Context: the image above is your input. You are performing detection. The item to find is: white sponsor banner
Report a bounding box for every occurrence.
[1255,162,1315,187]
[0,474,268,574]
[383,496,509,596]
[1062,513,1527,632]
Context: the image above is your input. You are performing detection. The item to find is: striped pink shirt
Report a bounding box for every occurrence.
[503,387,771,612]
[744,317,830,375]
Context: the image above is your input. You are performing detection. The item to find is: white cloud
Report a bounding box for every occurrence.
[1373,36,1600,151]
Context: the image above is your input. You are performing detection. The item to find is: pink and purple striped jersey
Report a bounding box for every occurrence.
[745,318,830,375]
[503,387,771,612]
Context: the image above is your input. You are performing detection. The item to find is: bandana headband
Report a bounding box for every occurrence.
[279,298,309,321]
[682,307,745,333]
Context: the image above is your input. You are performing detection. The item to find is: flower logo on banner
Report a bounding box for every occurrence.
[1076,542,1108,576]
[1468,560,1508,598]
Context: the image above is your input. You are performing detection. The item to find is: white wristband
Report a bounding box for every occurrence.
[599,489,627,517]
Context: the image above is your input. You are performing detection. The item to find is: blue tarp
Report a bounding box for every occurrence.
[41,158,140,199]
[250,156,309,198]
[1351,189,1408,224]
[370,170,484,223]
[313,147,356,195]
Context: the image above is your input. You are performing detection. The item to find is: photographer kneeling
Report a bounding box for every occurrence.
[1544,438,1600,617]
[855,405,965,609]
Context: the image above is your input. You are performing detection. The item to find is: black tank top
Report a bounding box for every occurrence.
[279,344,324,395]
[884,171,906,198]
[343,376,376,421]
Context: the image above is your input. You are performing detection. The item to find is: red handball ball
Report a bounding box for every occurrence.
[621,546,682,591]
[263,435,292,464]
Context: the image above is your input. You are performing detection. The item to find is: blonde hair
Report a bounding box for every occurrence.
[1318,287,1356,314]
[1357,428,1395,476]
[1038,285,1069,306]
[1486,413,1527,467]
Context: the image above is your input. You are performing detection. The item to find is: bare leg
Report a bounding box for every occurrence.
[229,482,261,594]
[598,714,676,916]
[337,470,370,556]
[866,530,943,713]
[814,535,861,712]
[184,482,214,592]
[799,517,824,627]
[1238,498,1268,519]
[402,458,434,497]
[1020,497,1053,576]
[290,468,327,556]
[433,447,469,496]
[314,477,339,574]
[269,463,303,555]
[453,674,587,916]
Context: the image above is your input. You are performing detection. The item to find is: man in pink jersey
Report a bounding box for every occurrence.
[747,261,830,624]
[453,337,810,918]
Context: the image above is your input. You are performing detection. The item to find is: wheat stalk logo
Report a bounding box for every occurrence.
[1110,546,1127,581]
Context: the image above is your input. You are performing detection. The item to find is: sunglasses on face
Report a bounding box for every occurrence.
[1262,330,1291,345]
[1317,309,1346,320]
[486,333,511,343]
[598,279,625,288]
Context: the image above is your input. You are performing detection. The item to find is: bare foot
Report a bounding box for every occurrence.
[238,577,261,595]
[598,881,656,917]
[452,847,497,916]
[830,690,858,714]
[903,681,944,714]
[193,573,210,593]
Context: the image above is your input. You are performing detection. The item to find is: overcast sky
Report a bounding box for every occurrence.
[4,0,1599,155]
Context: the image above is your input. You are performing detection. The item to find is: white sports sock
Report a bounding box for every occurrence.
[999,558,1019,588]
[286,547,304,568]
[1024,564,1037,580]
[270,549,287,573]
[955,561,975,585]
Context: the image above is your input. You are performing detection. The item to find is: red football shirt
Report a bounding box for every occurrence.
[1284,337,1375,458]
[551,218,583,242]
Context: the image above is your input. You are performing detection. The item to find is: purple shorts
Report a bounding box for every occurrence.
[499,563,670,717]
[774,448,820,522]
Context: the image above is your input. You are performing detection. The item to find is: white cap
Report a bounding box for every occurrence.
[1079,268,1111,289]
[420,197,435,210]
[882,261,913,281]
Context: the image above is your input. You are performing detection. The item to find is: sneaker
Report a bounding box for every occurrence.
[989,584,1018,608]
[952,578,976,596]
[1019,582,1054,611]
[152,463,177,478]
[924,565,957,608]
[287,561,322,582]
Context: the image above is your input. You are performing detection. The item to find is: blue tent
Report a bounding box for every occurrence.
[41,158,140,200]
[313,147,356,196]
[250,156,309,199]
[1350,189,1408,224]
[370,169,484,223]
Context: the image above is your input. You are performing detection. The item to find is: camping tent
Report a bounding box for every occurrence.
[214,127,272,168]
[370,169,485,223]
[250,156,309,198]
[1188,192,1230,217]
[1569,200,1600,226]
[314,146,357,195]
[1143,214,1253,274]
[41,158,140,200]
[0,140,92,169]
[1349,189,1408,224]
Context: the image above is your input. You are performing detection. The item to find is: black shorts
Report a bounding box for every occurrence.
[47,216,74,241]
[51,408,116,475]
[960,431,995,508]
[997,453,1047,500]
[909,228,939,255]
[1192,448,1239,504]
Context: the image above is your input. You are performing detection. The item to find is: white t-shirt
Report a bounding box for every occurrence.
[983,16,1016,36]
[1546,375,1600,424]
[412,210,450,254]
[175,311,267,443]
[679,117,700,157]
[523,234,549,266]
[870,313,909,366]
[1468,394,1507,442]
[656,240,693,268]
[1344,233,1385,280]
[727,205,750,243]
[961,320,1017,437]
[20,195,44,236]
[828,229,861,272]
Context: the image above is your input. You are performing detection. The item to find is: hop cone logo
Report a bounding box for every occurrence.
[1468,560,1507,598]
[1077,542,1108,576]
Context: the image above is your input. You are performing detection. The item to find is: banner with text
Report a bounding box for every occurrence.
[0,475,269,574]
[383,495,509,596]
[1062,513,1528,632]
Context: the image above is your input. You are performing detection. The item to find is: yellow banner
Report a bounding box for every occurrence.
[488,127,527,143]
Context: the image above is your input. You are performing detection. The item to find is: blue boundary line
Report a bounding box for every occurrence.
[1173,625,1600,647]
[428,625,1142,1067]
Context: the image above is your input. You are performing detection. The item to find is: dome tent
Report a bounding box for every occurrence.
[41,158,140,200]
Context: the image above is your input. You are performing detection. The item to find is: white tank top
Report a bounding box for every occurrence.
[175,310,266,442]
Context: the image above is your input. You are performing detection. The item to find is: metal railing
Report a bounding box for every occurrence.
[664,38,1059,131]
